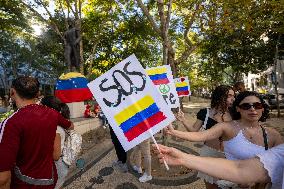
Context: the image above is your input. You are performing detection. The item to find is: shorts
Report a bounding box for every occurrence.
[197,145,225,184]
[55,158,69,189]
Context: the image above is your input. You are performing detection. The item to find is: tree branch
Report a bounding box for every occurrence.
[175,2,202,65]
[74,0,79,19]
[157,0,166,36]
[23,0,64,40]
[65,0,76,16]
[135,0,162,36]
[21,1,48,23]
[58,0,69,30]
[175,43,199,65]
[78,0,82,19]
[223,70,235,81]
[165,0,173,33]
[184,2,201,47]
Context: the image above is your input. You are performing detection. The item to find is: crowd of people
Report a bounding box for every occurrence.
[0,77,283,189]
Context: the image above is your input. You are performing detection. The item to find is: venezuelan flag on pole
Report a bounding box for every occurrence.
[146,67,169,85]
[175,77,190,96]
[114,95,167,142]
[55,72,93,103]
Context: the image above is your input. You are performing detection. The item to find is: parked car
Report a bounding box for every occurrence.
[266,93,284,109]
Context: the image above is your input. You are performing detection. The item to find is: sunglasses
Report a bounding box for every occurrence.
[238,102,263,110]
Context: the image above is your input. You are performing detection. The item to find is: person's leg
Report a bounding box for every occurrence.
[109,127,127,163]
[140,139,151,176]
[133,146,142,168]
[132,146,142,173]
[138,139,152,182]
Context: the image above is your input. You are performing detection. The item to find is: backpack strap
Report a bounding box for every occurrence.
[260,125,268,150]
[202,108,209,130]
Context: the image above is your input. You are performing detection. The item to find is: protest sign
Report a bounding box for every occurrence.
[146,65,180,108]
[88,55,175,151]
[175,77,191,97]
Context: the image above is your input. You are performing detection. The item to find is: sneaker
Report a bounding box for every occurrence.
[132,165,142,174]
[112,160,122,167]
[138,173,152,183]
[117,163,128,173]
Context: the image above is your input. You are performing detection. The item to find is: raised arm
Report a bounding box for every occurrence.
[53,134,61,161]
[154,144,270,185]
[58,112,74,130]
[165,122,226,142]
[176,111,202,132]
[182,154,269,185]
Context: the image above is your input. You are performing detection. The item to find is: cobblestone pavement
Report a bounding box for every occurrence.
[64,97,284,189]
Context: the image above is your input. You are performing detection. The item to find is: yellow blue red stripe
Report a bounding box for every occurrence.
[114,95,167,141]
[175,81,188,88]
[146,68,169,85]
[176,86,188,92]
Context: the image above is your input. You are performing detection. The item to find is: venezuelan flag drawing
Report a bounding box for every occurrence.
[146,67,169,85]
[175,77,190,96]
[55,72,93,103]
[114,95,167,142]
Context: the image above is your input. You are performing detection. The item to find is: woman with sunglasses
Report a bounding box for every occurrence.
[166,91,283,188]
[176,85,235,189]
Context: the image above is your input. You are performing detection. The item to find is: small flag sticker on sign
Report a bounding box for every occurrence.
[175,77,190,96]
[146,67,169,85]
[114,95,167,142]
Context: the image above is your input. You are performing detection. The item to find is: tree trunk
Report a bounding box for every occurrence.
[168,47,177,77]
[79,36,84,74]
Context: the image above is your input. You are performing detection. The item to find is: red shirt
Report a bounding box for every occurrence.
[0,104,71,189]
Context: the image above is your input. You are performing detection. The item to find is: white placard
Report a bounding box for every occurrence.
[88,55,175,151]
[174,76,191,97]
[146,65,180,108]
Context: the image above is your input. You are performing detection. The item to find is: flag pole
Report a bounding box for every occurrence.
[148,130,170,170]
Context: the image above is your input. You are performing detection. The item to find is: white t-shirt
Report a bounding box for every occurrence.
[56,126,66,153]
[257,144,284,189]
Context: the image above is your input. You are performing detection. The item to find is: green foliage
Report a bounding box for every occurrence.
[83,0,162,77]
[0,0,30,32]
[197,0,283,86]
[1,0,283,93]
[0,109,14,122]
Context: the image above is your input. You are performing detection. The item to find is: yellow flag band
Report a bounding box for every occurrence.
[114,95,155,125]
[59,72,86,80]
[175,82,188,87]
[146,67,167,76]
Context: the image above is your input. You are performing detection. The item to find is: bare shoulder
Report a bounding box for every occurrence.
[218,121,234,129]
[264,127,284,145]
[265,127,281,136]
[212,121,234,133]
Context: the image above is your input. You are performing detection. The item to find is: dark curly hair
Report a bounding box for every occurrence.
[231,91,269,121]
[11,76,40,99]
[41,96,70,119]
[211,85,233,113]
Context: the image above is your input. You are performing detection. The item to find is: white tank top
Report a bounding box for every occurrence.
[224,129,266,160]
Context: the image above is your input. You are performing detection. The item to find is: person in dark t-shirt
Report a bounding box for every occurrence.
[0,76,74,189]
